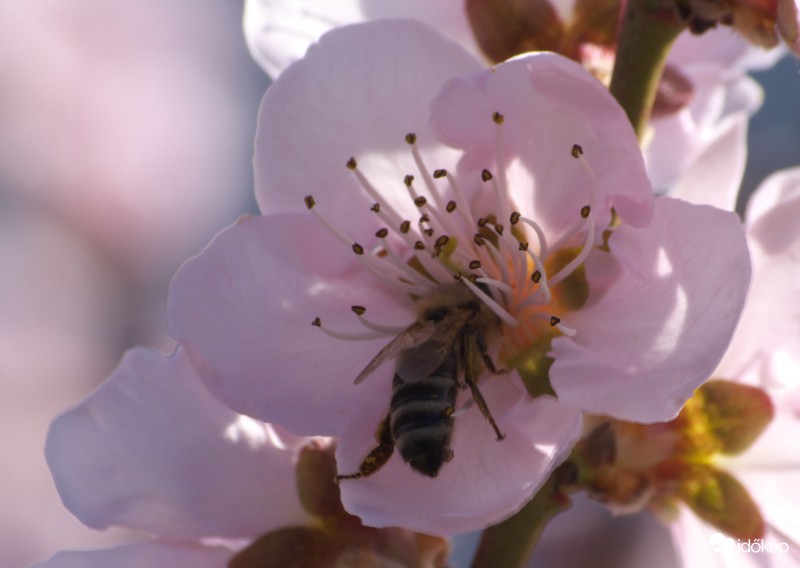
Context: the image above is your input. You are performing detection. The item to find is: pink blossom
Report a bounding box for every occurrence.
[646,27,785,201]
[36,347,312,567]
[243,0,478,78]
[243,0,779,204]
[666,167,800,566]
[168,20,750,534]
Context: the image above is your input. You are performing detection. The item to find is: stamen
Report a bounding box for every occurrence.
[517,216,549,260]
[493,112,511,223]
[352,310,411,335]
[478,233,514,292]
[458,275,519,327]
[548,145,599,255]
[521,312,576,337]
[519,245,552,306]
[358,253,430,295]
[312,317,385,341]
[548,148,599,287]
[347,157,404,228]
[555,321,577,337]
[406,133,448,214]
[434,235,450,249]
[493,226,528,298]
[442,170,478,230]
[375,235,436,288]
[476,277,514,296]
[405,172,459,238]
[547,315,577,337]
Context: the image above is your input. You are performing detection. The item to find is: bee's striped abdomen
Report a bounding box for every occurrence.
[389,355,458,477]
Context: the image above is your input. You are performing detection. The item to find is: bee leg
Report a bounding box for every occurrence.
[472,327,509,375]
[463,327,506,441]
[336,413,395,482]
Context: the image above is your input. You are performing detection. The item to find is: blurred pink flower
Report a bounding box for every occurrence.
[0,0,255,283]
[168,21,751,535]
[667,167,800,567]
[37,347,312,567]
[0,210,137,568]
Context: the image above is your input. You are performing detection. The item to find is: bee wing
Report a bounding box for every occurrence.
[354,321,435,385]
[395,310,472,382]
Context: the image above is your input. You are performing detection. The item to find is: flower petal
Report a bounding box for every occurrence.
[31,542,233,568]
[337,377,582,535]
[718,167,800,387]
[254,19,483,234]
[551,197,750,423]
[665,108,747,211]
[646,69,761,196]
[168,213,413,434]
[45,347,311,539]
[244,0,479,77]
[429,52,653,235]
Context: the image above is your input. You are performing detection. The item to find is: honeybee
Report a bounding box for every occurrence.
[337,280,507,481]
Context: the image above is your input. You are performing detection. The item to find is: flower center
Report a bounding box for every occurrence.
[306,112,599,363]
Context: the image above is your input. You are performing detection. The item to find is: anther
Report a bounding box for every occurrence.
[419,214,430,223]
[469,260,482,269]
[424,228,434,237]
[510,211,521,225]
[433,169,447,179]
[346,157,358,169]
[492,111,505,124]
[532,271,542,283]
[375,228,389,238]
[550,316,561,326]
[571,144,583,158]
[494,224,504,235]
[414,196,427,207]
[414,241,425,250]
[474,234,486,246]
[312,317,322,327]
[304,195,316,209]
[581,205,591,219]
[370,203,381,213]
[351,306,366,315]
[477,217,489,228]
[400,220,411,234]
[404,174,414,187]
[434,235,450,249]
[481,169,494,182]
[519,242,529,251]
[352,243,365,255]
[405,133,417,145]
[446,200,457,213]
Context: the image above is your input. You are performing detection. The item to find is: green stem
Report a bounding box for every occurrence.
[609,0,686,140]
[470,466,573,568]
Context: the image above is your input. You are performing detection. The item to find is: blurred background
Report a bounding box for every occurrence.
[0,2,797,566]
[1,1,267,565]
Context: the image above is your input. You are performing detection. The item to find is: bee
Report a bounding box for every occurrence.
[337,280,507,481]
